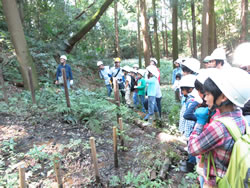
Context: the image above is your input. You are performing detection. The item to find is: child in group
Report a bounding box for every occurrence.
[122,66,133,108]
[172,73,182,102]
[134,69,146,113]
[188,67,250,187]
[143,65,159,126]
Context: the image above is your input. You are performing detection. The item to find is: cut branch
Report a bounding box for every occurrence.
[74,0,96,20]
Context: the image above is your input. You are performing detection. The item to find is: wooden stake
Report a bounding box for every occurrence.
[113,127,118,168]
[62,68,70,108]
[0,68,8,104]
[118,118,124,147]
[89,137,100,183]
[54,157,63,188]
[113,78,120,106]
[18,162,26,188]
[28,67,36,104]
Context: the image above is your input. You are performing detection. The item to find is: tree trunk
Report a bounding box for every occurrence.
[186,19,193,56]
[140,0,151,66]
[172,0,178,63]
[208,0,216,54]
[65,0,114,53]
[2,0,38,90]
[240,0,248,42]
[137,0,142,68]
[152,0,160,67]
[165,17,169,57]
[201,0,209,61]
[148,24,154,57]
[114,0,121,57]
[17,0,24,25]
[191,0,197,58]
[162,31,166,57]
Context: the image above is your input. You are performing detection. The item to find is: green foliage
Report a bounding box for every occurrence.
[27,145,49,161]
[1,138,16,153]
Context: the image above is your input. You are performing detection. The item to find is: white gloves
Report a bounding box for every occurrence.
[70,80,73,85]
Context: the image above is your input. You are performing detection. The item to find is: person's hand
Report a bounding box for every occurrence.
[70,80,73,85]
[195,107,209,125]
[55,80,59,85]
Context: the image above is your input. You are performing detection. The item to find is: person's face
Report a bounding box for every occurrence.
[204,91,214,109]
[137,73,142,79]
[115,62,120,68]
[99,64,104,70]
[181,88,188,96]
[148,72,153,77]
[207,60,216,68]
[60,58,66,64]
[176,77,180,80]
[182,71,189,76]
[175,63,180,67]
[150,61,155,66]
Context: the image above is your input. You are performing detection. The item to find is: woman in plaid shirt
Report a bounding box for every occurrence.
[188,68,250,187]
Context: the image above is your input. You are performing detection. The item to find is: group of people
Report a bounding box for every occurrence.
[97,57,162,126]
[172,44,250,188]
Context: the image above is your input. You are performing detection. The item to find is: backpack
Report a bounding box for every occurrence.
[130,76,136,92]
[207,117,250,188]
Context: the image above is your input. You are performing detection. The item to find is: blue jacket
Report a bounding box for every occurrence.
[172,67,182,84]
[56,64,73,80]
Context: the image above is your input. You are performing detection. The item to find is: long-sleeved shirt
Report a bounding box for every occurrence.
[136,78,146,96]
[188,109,246,186]
[110,67,124,84]
[56,64,73,80]
[172,67,182,84]
[146,76,157,97]
[99,66,111,85]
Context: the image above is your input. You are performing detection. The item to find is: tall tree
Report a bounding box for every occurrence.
[152,0,160,67]
[240,0,248,42]
[65,0,114,53]
[2,0,38,90]
[172,0,178,63]
[114,0,121,57]
[165,17,169,57]
[191,0,197,58]
[140,0,151,66]
[201,0,216,61]
[137,0,142,68]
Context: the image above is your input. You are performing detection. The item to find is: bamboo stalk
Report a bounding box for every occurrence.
[90,137,100,183]
[18,162,26,188]
[118,118,124,147]
[62,68,70,107]
[28,67,36,104]
[113,127,118,168]
[54,157,63,188]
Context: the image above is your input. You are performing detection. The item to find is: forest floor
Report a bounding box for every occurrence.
[0,83,200,188]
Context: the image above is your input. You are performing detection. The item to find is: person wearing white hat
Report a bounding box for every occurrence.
[122,66,134,107]
[172,58,183,85]
[143,65,160,126]
[150,58,161,83]
[130,68,139,107]
[133,64,139,70]
[55,55,73,89]
[203,56,214,69]
[188,67,250,187]
[209,48,231,69]
[181,58,200,76]
[97,61,112,97]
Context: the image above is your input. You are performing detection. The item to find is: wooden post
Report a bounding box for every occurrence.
[89,137,100,183]
[113,78,121,123]
[113,127,118,168]
[0,68,8,104]
[62,68,70,108]
[54,157,63,188]
[28,67,36,104]
[118,118,124,147]
[18,162,26,188]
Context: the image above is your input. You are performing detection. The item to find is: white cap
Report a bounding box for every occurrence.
[179,74,196,88]
[131,69,138,73]
[210,48,226,61]
[122,65,131,72]
[146,65,160,78]
[97,61,103,66]
[137,69,145,76]
[233,42,250,66]
[197,68,216,84]
[203,56,213,63]
[150,58,158,65]
[208,67,250,107]
[60,55,67,60]
[181,58,200,73]
[133,64,139,68]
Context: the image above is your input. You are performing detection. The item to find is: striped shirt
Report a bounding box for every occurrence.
[188,109,246,186]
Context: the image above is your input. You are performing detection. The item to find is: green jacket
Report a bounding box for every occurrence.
[136,78,146,96]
